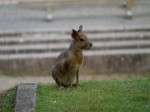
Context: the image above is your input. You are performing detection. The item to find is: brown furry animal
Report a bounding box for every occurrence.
[52,25,92,87]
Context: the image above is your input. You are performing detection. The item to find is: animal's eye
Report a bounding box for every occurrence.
[80,38,84,42]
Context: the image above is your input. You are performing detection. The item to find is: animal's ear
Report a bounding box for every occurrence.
[78,25,83,33]
[71,29,79,40]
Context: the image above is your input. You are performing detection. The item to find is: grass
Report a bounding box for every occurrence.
[0,78,149,112]
[0,87,16,112]
[36,78,150,112]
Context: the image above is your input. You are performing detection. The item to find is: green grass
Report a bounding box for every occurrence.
[36,78,150,112]
[0,87,16,112]
[0,78,149,112]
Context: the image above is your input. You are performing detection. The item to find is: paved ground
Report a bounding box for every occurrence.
[0,1,150,34]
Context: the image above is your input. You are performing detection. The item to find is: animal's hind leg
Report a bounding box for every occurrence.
[52,73,61,87]
[60,83,70,88]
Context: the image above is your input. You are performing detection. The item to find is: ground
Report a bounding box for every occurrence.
[0,78,150,112]
[0,73,148,92]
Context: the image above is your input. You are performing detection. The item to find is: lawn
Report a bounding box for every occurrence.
[0,78,150,112]
[0,87,16,112]
[36,78,150,112]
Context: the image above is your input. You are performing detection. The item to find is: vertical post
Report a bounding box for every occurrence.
[14,83,37,112]
[46,2,53,21]
[126,0,133,19]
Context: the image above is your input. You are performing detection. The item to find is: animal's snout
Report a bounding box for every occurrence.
[90,43,93,48]
[86,42,92,50]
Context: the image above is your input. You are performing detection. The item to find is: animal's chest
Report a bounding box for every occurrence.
[70,52,83,65]
[66,53,82,73]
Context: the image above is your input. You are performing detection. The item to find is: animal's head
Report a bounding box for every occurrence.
[71,25,92,51]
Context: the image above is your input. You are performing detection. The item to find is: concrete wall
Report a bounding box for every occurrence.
[0,54,150,76]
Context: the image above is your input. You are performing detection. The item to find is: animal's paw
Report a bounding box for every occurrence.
[72,83,80,87]
[58,86,65,89]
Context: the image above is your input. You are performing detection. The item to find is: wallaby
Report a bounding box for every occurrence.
[52,25,92,87]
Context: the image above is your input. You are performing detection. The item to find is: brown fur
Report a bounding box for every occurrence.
[52,25,92,87]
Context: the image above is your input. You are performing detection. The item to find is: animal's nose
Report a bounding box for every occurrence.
[90,43,93,47]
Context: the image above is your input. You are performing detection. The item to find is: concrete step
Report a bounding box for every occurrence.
[0,31,150,43]
[0,30,150,60]
[1,25,150,37]
[0,48,150,60]
[0,40,150,51]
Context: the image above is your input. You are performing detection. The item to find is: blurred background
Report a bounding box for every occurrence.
[0,0,150,92]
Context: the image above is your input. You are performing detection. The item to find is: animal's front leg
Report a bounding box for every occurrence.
[76,68,80,85]
[72,68,80,87]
